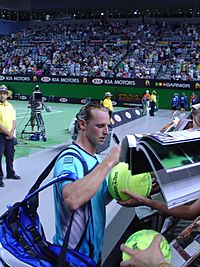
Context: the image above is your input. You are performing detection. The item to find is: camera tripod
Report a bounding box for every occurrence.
[21,110,47,141]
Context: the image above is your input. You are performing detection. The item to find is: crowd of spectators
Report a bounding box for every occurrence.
[0,19,199,80]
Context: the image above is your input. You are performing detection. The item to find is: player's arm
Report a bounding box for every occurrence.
[119,191,200,220]
[62,145,121,210]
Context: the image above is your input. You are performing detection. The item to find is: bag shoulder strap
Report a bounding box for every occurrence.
[24,145,88,207]
[27,146,71,195]
[56,145,88,176]
[26,145,86,195]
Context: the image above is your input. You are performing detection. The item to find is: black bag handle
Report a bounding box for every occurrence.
[28,145,87,195]
[25,152,87,201]
[25,145,88,213]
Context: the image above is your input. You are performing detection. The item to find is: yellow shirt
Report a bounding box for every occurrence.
[103,98,113,111]
[150,94,157,103]
[0,101,16,132]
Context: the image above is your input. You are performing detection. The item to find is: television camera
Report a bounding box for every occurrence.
[21,86,51,141]
[32,90,44,111]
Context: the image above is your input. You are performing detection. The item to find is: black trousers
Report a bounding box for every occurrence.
[150,101,155,116]
[0,133,15,179]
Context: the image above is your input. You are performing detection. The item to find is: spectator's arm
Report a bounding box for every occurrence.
[119,191,200,220]
[11,120,16,133]
[0,124,10,135]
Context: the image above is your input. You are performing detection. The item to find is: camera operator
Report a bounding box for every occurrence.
[28,85,44,132]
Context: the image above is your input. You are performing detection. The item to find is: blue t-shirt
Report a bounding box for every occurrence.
[53,144,109,264]
[171,96,179,109]
[179,95,188,108]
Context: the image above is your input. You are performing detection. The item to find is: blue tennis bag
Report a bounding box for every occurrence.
[0,147,96,267]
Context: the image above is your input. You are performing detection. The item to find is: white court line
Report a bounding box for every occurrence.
[16,110,63,119]
[16,112,31,115]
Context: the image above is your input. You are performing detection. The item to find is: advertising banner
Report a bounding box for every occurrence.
[0,74,198,90]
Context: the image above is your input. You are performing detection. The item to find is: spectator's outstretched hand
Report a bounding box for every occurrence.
[118,191,147,207]
[120,234,169,267]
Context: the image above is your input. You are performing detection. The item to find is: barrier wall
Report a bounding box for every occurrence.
[2,75,199,109]
[111,107,144,128]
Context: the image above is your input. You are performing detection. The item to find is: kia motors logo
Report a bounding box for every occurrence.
[41,77,51,82]
[92,78,103,85]
[59,98,68,103]
[114,114,121,122]
[135,109,141,116]
[0,75,5,81]
[125,112,132,119]
[20,95,27,100]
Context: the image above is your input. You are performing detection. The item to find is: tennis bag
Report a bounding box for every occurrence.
[0,146,96,267]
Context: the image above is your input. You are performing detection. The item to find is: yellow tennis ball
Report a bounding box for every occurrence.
[127,172,152,198]
[108,162,152,201]
[122,229,172,263]
[108,162,131,201]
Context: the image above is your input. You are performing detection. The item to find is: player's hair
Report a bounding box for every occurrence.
[76,101,108,122]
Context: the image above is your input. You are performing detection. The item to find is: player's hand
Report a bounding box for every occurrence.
[107,144,121,167]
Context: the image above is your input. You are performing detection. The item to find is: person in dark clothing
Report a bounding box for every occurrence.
[179,92,188,116]
[28,84,44,131]
[171,93,179,117]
